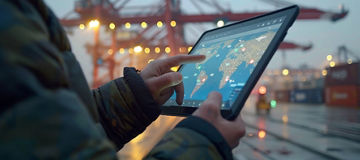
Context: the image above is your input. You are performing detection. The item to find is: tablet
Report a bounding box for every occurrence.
[161,5,299,120]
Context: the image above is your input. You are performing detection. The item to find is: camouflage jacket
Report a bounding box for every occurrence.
[0,0,232,159]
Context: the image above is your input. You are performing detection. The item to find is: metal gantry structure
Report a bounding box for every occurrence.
[60,0,348,88]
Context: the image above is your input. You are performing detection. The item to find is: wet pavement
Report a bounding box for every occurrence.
[117,95,360,160]
[236,96,360,160]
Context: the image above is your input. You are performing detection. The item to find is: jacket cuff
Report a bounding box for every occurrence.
[176,116,233,160]
[121,67,160,121]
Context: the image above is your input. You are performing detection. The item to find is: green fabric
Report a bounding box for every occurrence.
[0,0,226,159]
[145,128,223,160]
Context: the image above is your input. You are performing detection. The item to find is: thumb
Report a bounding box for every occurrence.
[193,92,222,118]
[146,72,183,94]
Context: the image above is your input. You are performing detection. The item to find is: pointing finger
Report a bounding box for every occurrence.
[147,72,183,94]
[159,54,206,69]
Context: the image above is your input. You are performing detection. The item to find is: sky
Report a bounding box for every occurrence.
[44,0,360,80]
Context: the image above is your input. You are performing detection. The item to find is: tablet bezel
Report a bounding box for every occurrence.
[161,5,299,120]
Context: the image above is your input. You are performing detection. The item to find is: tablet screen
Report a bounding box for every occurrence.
[166,16,286,109]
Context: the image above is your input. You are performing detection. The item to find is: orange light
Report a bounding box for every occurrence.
[282,115,288,123]
[134,45,143,53]
[119,48,125,54]
[144,48,150,54]
[179,47,186,53]
[165,47,171,54]
[109,22,116,30]
[258,86,267,95]
[141,22,148,29]
[125,22,131,29]
[107,49,113,55]
[157,21,163,28]
[79,24,85,30]
[170,20,176,27]
[322,69,327,76]
[129,48,134,54]
[329,61,336,67]
[258,130,266,139]
[155,47,161,53]
[282,69,289,76]
[88,19,100,29]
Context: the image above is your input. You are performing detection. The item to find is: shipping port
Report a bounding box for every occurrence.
[44,0,360,159]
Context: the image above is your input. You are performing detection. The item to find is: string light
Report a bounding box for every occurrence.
[282,69,289,76]
[144,48,150,54]
[322,69,327,76]
[165,47,171,54]
[329,61,336,67]
[141,22,148,29]
[79,24,85,30]
[119,48,125,54]
[157,21,163,28]
[109,22,116,30]
[134,46,143,53]
[155,47,161,53]
[88,19,100,29]
[170,20,176,27]
[125,22,131,29]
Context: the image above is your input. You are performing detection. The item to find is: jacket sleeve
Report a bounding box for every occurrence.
[92,67,161,150]
[0,1,118,159]
[145,116,234,160]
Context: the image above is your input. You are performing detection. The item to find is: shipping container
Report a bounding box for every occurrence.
[293,78,324,89]
[325,62,360,86]
[290,88,324,104]
[273,90,290,102]
[325,85,360,107]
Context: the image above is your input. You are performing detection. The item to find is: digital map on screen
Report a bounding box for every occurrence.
[169,21,283,108]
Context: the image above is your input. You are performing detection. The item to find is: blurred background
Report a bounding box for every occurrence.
[45,0,360,159]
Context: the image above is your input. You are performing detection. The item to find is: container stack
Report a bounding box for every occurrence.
[325,62,360,107]
[290,69,324,104]
[290,88,323,104]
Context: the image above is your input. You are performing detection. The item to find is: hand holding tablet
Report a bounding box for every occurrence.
[161,5,299,120]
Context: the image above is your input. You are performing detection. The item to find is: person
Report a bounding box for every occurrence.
[0,0,246,159]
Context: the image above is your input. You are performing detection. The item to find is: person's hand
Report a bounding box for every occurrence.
[140,54,205,105]
[193,92,246,148]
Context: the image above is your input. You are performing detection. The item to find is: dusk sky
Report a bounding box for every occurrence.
[44,0,360,81]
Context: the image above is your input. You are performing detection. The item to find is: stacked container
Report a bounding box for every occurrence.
[290,88,323,104]
[325,62,360,107]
